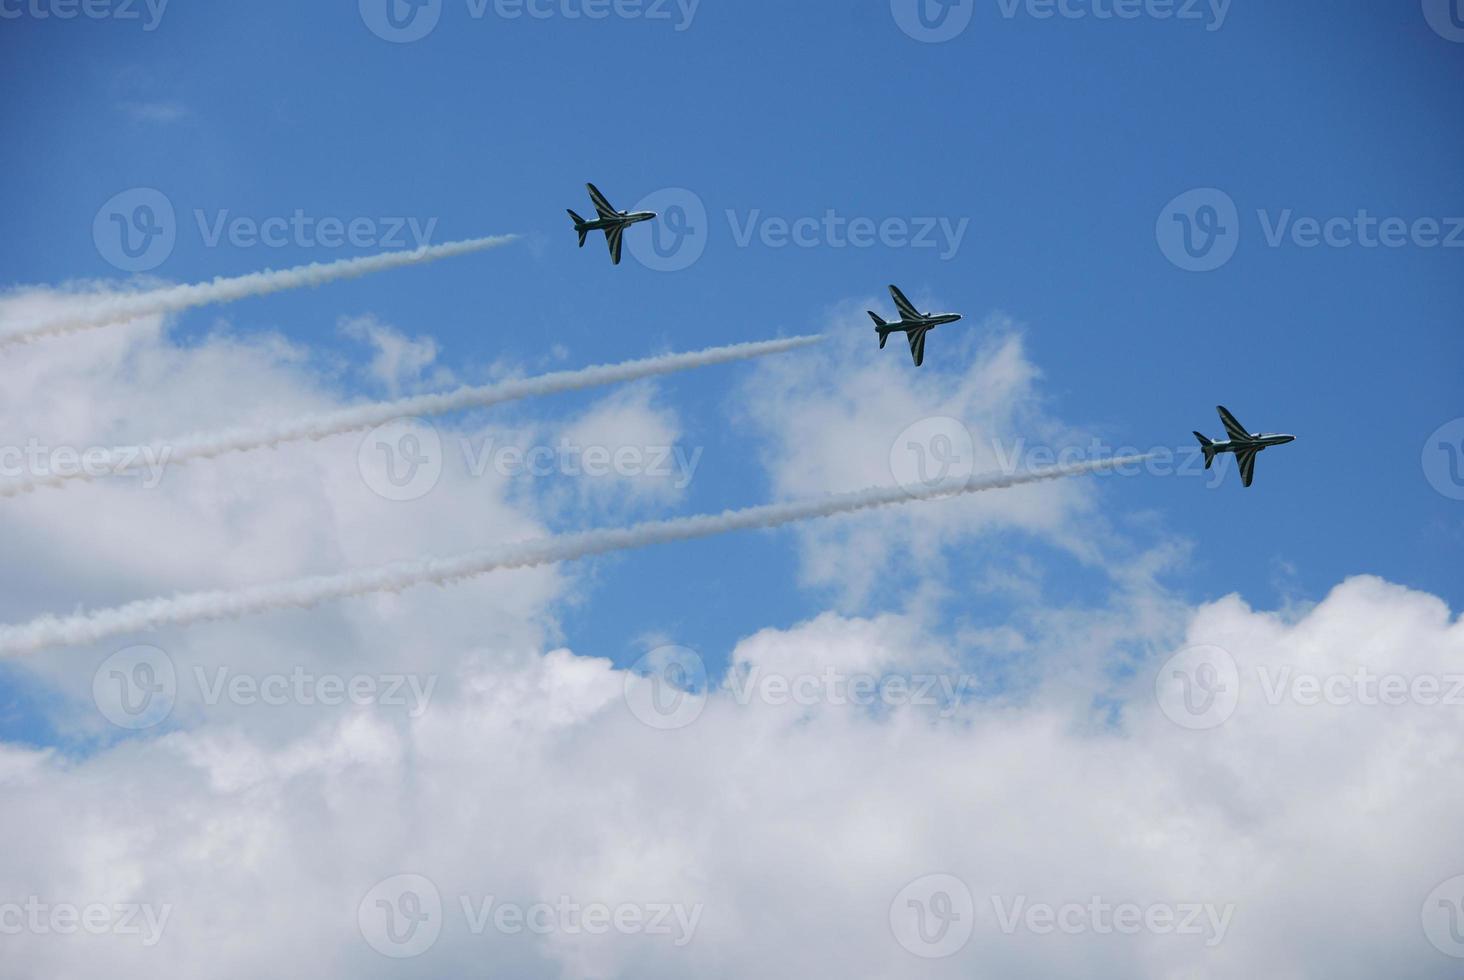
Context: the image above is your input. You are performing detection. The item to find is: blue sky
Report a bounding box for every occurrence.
[1,0,1461,713]
[3,4,1464,977]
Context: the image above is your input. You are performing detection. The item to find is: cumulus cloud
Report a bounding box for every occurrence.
[339,314,452,397]
[0,579,1460,977]
[734,304,1117,606]
[0,285,1456,980]
[0,287,566,738]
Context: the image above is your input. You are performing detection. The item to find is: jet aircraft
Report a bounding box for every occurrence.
[869,284,962,367]
[1194,406,1296,488]
[567,183,657,265]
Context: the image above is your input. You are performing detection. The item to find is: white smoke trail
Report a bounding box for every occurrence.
[0,335,825,497]
[0,235,518,348]
[0,455,1153,655]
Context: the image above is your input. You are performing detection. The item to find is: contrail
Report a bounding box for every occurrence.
[0,455,1152,655]
[0,235,518,348]
[0,335,825,498]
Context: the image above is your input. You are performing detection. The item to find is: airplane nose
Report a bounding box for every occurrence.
[1280,435,1296,444]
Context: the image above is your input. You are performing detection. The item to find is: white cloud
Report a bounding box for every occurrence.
[0,287,564,741]
[339,314,452,396]
[0,286,1457,979]
[734,304,1115,606]
[0,578,1458,977]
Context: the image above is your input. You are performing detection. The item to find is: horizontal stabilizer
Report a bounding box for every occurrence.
[568,210,588,248]
[1194,431,1216,469]
[870,311,889,348]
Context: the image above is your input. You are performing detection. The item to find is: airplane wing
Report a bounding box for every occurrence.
[1217,406,1251,443]
[587,183,620,220]
[605,224,625,265]
[908,326,929,368]
[889,284,922,322]
[1236,447,1259,488]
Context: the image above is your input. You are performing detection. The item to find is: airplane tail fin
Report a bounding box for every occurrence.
[567,210,588,247]
[1194,432,1217,469]
[869,311,889,349]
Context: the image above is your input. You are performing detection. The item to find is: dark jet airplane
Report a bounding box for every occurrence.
[1194,406,1296,488]
[869,284,962,367]
[567,183,657,265]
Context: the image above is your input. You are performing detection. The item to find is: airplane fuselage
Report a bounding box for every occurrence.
[1206,433,1296,456]
[574,211,657,233]
[883,313,962,335]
